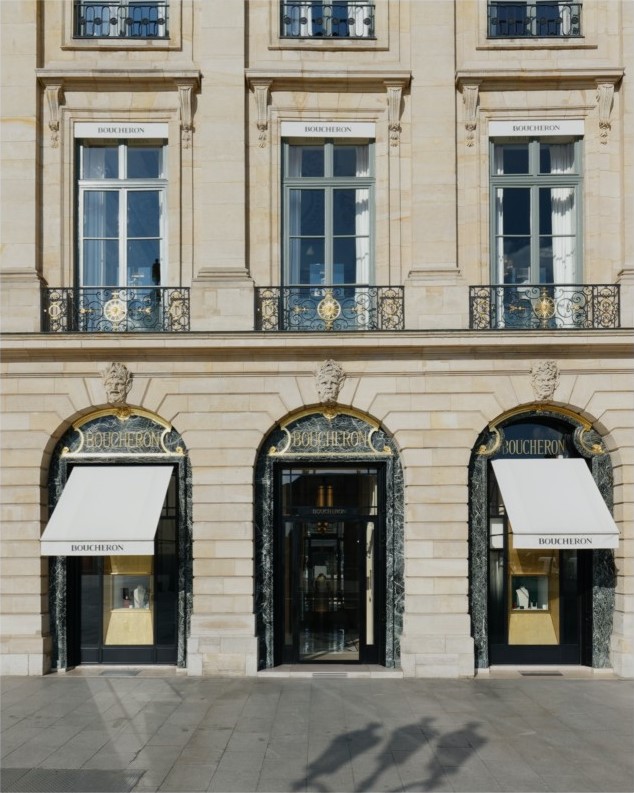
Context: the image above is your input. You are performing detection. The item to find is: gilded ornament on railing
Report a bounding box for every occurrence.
[103,296,127,323]
[317,290,342,330]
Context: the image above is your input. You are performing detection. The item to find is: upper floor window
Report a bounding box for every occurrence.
[491,138,581,287]
[283,140,373,288]
[78,140,167,291]
[487,1,582,38]
[74,1,169,39]
[280,2,375,38]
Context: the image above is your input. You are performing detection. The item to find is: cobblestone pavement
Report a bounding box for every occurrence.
[1,670,632,792]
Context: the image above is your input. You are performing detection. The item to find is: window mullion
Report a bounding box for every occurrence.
[325,186,333,283]
[119,188,127,288]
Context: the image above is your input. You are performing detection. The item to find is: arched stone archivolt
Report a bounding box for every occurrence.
[254,406,404,670]
[469,403,616,670]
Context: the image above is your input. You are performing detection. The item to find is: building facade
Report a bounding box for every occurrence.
[1,0,632,678]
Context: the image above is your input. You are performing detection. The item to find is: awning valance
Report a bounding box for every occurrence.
[41,466,172,556]
[491,458,619,549]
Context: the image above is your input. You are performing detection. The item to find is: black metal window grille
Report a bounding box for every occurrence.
[469,284,620,330]
[74,1,169,39]
[488,2,582,38]
[281,2,375,38]
[42,286,190,333]
[255,286,404,332]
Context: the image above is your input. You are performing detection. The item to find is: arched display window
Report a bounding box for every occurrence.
[254,408,404,669]
[469,407,618,668]
[44,408,192,669]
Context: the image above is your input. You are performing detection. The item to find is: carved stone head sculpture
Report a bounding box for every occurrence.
[315,359,346,415]
[102,362,133,405]
[531,360,560,402]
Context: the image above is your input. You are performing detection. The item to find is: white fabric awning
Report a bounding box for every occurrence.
[41,466,173,556]
[491,458,619,549]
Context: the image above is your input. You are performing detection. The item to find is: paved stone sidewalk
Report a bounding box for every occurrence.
[1,671,632,792]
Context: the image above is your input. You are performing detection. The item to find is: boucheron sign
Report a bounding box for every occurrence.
[74,122,169,139]
[489,120,584,137]
[281,121,376,138]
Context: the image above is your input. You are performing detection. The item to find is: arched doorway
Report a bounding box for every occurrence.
[44,407,192,669]
[469,406,617,669]
[255,408,404,668]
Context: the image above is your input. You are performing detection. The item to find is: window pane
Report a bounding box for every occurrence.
[288,146,324,177]
[333,189,357,235]
[290,238,325,284]
[494,144,529,175]
[540,142,575,174]
[289,189,325,235]
[332,145,366,177]
[499,188,530,234]
[83,239,119,286]
[127,191,160,237]
[83,191,119,237]
[127,240,161,286]
[127,146,162,179]
[501,238,531,284]
[333,238,359,284]
[83,144,118,179]
[535,1,563,36]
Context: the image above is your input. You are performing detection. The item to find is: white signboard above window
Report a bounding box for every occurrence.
[489,120,584,137]
[74,122,169,139]
[281,121,376,138]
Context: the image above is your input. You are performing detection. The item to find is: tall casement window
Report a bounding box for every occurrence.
[491,138,581,288]
[74,1,169,39]
[283,139,373,293]
[78,140,166,293]
[487,2,582,38]
[281,2,375,38]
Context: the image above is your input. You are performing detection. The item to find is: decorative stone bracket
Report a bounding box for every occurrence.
[384,81,404,147]
[596,81,615,145]
[45,84,64,148]
[461,82,480,148]
[250,79,272,148]
[176,79,198,149]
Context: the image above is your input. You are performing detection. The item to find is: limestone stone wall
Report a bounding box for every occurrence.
[1,337,632,676]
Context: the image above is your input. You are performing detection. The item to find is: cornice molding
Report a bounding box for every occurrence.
[456,68,624,91]
[1,330,631,364]
[246,68,411,90]
[37,69,201,146]
[36,68,201,90]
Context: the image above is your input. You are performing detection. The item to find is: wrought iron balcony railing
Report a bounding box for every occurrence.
[255,286,403,331]
[469,284,620,330]
[280,2,375,38]
[42,287,189,332]
[488,2,581,38]
[74,1,169,39]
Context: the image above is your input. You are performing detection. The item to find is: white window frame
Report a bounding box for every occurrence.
[77,140,167,290]
[282,139,374,288]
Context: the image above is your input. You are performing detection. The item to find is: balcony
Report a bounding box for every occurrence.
[74,2,169,39]
[280,2,375,38]
[255,286,403,331]
[469,284,620,330]
[42,287,189,333]
[487,2,581,38]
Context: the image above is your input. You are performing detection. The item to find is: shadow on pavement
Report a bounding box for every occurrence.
[295,715,486,792]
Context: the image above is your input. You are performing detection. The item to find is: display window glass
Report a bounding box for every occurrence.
[103,556,154,646]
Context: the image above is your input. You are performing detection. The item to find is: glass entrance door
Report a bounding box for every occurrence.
[276,466,382,664]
